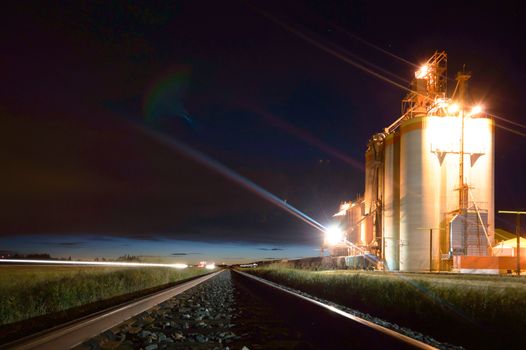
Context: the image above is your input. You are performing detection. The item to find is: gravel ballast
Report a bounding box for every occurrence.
[75,270,315,350]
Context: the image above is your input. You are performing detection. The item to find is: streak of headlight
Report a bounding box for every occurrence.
[326,40,410,84]
[0,259,188,268]
[250,5,414,95]
[251,5,526,138]
[332,29,526,135]
[331,24,419,68]
[136,125,326,233]
[250,107,364,171]
[282,19,410,83]
[488,112,526,130]
[492,121,526,138]
[331,29,526,135]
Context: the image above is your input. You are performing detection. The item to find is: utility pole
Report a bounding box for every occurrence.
[498,211,526,276]
[455,71,472,256]
[456,70,471,212]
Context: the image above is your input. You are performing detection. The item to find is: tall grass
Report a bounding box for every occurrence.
[0,266,207,325]
[246,265,526,348]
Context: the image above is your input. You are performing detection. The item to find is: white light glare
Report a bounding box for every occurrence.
[205,263,216,270]
[340,202,351,211]
[0,259,188,269]
[447,103,460,114]
[415,64,429,79]
[325,226,344,245]
[470,105,483,115]
[172,263,189,269]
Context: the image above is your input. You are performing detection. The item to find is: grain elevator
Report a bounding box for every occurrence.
[330,52,494,272]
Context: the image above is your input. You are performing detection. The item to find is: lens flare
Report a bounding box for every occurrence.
[415,64,429,79]
[470,105,483,115]
[447,103,460,114]
[136,124,326,233]
[248,107,364,171]
[143,65,193,126]
[324,226,344,245]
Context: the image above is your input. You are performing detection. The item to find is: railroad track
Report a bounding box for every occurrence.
[3,269,440,350]
[231,269,438,350]
[1,270,223,350]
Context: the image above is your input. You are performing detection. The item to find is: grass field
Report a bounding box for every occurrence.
[0,265,208,326]
[245,265,526,348]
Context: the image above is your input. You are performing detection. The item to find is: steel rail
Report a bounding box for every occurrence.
[232,269,437,350]
[2,270,224,350]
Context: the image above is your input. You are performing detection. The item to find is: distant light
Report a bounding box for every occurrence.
[470,105,483,115]
[172,263,188,269]
[447,103,460,114]
[325,226,344,246]
[415,64,429,79]
[240,263,258,268]
[205,263,216,270]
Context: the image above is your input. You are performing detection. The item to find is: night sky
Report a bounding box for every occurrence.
[1,1,525,263]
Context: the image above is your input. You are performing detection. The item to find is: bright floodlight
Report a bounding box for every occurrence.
[471,105,483,115]
[415,64,429,79]
[325,226,344,245]
[447,103,460,114]
[205,263,216,270]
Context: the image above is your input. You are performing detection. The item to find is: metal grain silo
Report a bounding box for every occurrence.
[463,116,495,247]
[399,115,441,271]
[383,131,400,270]
[362,147,375,247]
[397,113,494,271]
[346,52,495,272]
[445,116,495,258]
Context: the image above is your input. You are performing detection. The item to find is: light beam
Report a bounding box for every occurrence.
[136,124,326,233]
[0,259,189,268]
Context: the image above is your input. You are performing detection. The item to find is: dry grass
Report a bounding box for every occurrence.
[246,265,526,348]
[0,265,207,325]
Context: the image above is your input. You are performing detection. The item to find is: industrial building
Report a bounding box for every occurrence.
[327,52,498,272]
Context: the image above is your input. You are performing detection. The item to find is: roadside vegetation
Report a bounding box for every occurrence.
[245,265,526,348]
[0,265,207,325]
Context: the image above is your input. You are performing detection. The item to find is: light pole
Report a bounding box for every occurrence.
[498,210,526,276]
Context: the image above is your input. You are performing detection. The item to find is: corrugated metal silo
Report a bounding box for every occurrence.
[383,131,400,270]
[463,117,495,247]
[399,116,441,271]
[363,147,375,246]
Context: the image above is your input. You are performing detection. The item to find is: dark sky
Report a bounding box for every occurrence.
[1,1,525,259]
